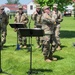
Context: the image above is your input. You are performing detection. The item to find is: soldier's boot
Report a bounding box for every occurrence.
[23,39,27,48]
[36,45,40,48]
[36,43,41,48]
[20,45,22,48]
[51,57,57,61]
[44,56,52,62]
[23,45,27,48]
[49,53,57,61]
[36,37,41,48]
[56,45,61,50]
[19,43,23,48]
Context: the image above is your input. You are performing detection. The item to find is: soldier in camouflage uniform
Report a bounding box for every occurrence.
[41,6,57,62]
[32,4,42,48]
[14,5,28,48]
[0,10,2,50]
[0,6,9,49]
[52,4,63,50]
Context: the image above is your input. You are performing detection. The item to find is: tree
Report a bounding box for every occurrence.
[7,0,20,4]
[34,0,72,11]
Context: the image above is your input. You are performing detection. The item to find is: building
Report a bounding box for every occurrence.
[2,0,37,15]
[27,1,36,15]
[2,4,27,13]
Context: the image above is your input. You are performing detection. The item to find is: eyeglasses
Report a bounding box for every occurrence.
[19,8,23,10]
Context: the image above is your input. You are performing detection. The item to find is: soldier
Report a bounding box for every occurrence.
[52,4,63,50]
[14,5,28,48]
[0,11,2,50]
[41,6,57,62]
[0,6,9,49]
[31,4,42,48]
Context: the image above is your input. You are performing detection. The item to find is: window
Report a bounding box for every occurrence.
[30,5,33,10]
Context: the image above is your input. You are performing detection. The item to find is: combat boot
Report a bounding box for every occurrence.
[51,57,57,61]
[56,45,61,50]
[36,45,41,48]
[49,54,57,61]
[20,45,22,48]
[44,56,52,62]
[23,45,27,48]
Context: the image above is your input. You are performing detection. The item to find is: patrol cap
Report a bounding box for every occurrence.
[43,6,49,10]
[0,6,4,10]
[18,5,23,9]
[53,3,58,8]
[36,4,41,8]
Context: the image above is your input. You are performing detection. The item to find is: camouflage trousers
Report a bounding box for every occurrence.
[35,25,42,46]
[0,26,1,49]
[18,31,27,46]
[36,37,42,46]
[42,34,57,58]
[1,24,7,45]
[54,24,61,45]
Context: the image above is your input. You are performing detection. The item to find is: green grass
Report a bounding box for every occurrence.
[0,16,75,75]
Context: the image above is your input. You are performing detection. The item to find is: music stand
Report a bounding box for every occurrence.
[18,28,44,75]
[9,23,24,50]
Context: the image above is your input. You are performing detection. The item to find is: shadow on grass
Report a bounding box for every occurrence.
[32,68,52,72]
[60,30,75,38]
[53,55,64,60]
[0,71,12,75]
[3,45,16,48]
[27,68,52,75]
[61,45,67,48]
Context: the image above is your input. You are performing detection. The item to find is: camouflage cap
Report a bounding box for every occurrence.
[36,4,41,8]
[53,3,58,8]
[0,6,4,10]
[18,5,23,9]
[43,6,49,10]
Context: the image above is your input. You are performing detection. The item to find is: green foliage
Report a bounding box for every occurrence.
[35,0,72,11]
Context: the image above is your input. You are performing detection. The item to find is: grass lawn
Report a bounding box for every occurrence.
[0,16,75,75]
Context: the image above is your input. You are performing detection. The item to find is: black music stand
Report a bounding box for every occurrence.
[9,23,24,50]
[18,28,44,75]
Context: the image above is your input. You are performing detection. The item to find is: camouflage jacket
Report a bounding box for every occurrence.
[31,11,42,27]
[1,11,9,25]
[52,10,63,24]
[14,12,28,27]
[41,13,55,34]
[0,14,2,29]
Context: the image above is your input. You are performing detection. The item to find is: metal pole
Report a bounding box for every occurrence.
[0,16,2,73]
[74,2,75,19]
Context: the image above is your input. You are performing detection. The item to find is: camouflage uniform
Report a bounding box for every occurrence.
[52,4,63,50]
[14,5,28,48]
[31,4,42,48]
[0,6,9,47]
[41,6,57,62]
[0,14,2,49]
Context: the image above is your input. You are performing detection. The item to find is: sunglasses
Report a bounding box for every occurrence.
[19,8,23,10]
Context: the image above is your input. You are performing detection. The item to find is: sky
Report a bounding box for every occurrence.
[0,0,32,5]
